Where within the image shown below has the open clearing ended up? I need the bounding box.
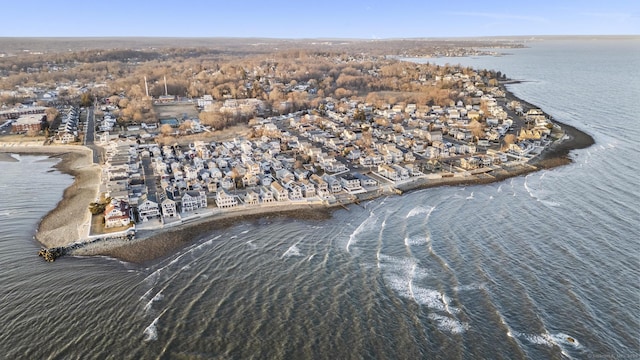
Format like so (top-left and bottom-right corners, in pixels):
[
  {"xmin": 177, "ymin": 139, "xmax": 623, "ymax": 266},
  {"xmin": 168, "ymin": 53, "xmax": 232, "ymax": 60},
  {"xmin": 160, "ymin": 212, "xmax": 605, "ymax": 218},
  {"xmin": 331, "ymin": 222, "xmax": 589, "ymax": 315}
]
[{"xmin": 154, "ymin": 103, "xmax": 199, "ymax": 120}]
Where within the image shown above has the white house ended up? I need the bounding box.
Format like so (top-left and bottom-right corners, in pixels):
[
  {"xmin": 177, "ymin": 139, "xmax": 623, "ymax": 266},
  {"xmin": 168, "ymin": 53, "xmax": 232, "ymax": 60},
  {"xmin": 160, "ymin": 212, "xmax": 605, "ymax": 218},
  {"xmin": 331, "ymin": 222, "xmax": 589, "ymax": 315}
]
[
  {"xmin": 137, "ymin": 194, "xmax": 160, "ymax": 220},
  {"xmin": 216, "ymin": 189, "xmax": 238, "ymax": 208},
  {"xmin": 104, "ymin": 199, "xmax": 131, "ymax": 228},
  {"xmin": 271, "ymin": 182, "xmax": 289, "ymax": 201},
  {"xmin": 162, "ymin": 198, "xmax": 177, "ymax": 218},
  {"xmin": 181, "ymin": 190, "xmax": 207, "ymax": 213}
]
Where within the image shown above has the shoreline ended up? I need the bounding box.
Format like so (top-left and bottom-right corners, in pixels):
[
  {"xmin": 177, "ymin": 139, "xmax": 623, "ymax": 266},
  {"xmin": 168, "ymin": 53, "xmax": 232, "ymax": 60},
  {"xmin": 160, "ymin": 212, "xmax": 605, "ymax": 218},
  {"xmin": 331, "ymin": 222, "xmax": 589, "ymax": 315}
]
[
  {"xmin": 0, "ymin": 144, "xmax": 101, "ymax": 249},
  {"xmin": 3, "ymin": 94, "xmax": 595, "ymax": 265}
]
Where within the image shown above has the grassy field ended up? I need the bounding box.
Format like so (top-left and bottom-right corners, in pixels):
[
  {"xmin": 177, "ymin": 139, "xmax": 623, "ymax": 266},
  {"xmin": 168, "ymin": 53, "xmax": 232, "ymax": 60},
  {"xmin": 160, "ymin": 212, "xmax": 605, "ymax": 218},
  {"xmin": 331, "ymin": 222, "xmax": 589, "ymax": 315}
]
[{"xmin": 153, "ymin": 103, "xmax": 199, "ymax": 120}]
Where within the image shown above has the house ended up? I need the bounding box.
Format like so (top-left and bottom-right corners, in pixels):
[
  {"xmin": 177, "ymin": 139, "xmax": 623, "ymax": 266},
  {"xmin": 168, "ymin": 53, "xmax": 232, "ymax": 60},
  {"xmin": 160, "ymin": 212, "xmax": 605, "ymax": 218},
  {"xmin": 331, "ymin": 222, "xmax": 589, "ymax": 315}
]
[
  {"xmin": 260, "ymin": 186, "xmax": 275, "ymax": 202},
  {"xmin": 197, "ymin": 94, "xmax": 214, "ymax": 108},
  {"xmin": 216, "ymin": 189, "xmax": 238, "ymax": 208},
  {"xmin": 137, "ymin": 194, "xmax": 160, "ymax": 220},
  {"xmin": 161, "ymin": 197, "xmax": 177, "ymax": 218},
  {"xmin": 288, "ymin": 184, "xmax": 303, "ymax": 201},
  {"xmin": 340, "ymin": 174, "xmax": 363, "ymax": 193},
  {"xmin": 244, "ymin": 190, "xmax": 260, "ymax": 205},
  {"xmin": 54, "ymin": 131, "xmax": 77, "ymax": 144},
  {"xmin": 310, "ymin": 174, "xmax": 329, "ymax": 195},
  {"xmin": 104, "ymin": 199, "xmax": 132, "ymax": 228},
  {"xmin": 378, "ymin": 164, "xmax": 401, "ymax": 182},
  {"xmin": 181, "ymin": 190, "xmax": 207, "ymax": 213},
  {"xmin": 299, "ymin": 180, "xmax": 316, "ymax": 198},
  {"xmin": 271, "ymin": 182, "xmax": 289, "ymax": 201},
  {"xmin": 426, "ymin": 131, "xmax": 443, "ymax": 143},
  {"xmin": 323, "ymin": 175, "xmax": 343, "ymax": 193},
  {"xmin": 460, "ymin": 157, "xmax": 480, "ymax": 170}
]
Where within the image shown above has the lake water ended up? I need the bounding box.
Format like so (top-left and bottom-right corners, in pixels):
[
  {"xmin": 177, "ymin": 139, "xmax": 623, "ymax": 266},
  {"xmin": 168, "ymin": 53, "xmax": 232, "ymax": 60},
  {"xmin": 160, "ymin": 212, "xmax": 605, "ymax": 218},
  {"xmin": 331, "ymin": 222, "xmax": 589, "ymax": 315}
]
[{"xmin": 1, "ymin": 39, "xmax": 638, "ymax": 359}]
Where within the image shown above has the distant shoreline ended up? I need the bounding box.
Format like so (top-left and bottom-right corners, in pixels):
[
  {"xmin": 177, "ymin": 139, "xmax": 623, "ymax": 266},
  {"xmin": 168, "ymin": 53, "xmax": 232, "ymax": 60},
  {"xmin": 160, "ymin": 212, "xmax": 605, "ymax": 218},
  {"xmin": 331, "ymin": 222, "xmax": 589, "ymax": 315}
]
[{"xmin": 2, "ymin": 88, "xmax": 594, "ymax": 264}]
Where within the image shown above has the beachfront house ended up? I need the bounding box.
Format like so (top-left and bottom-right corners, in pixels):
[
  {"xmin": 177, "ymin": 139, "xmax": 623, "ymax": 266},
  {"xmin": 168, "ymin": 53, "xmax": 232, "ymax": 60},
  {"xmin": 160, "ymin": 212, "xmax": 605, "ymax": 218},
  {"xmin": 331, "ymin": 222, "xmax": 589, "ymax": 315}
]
[
  {"xmin": 340, "ymin": 174, "xmax": 363, "ymax": 193},
  {"xmin": 244, "ymin": 190, "xmax": 260, "ymax": 205},
  {"xmin": 271, "ymin": 182, "xmax": 289, "ymax": 201},
  {"xmin": 260, "ymin": 186, "xmax": 275, "ymax": 202},
  {"xmin": 137, "ymin": 194, "xmax": 160, "ymax": 221},
  {"xmin": 161, "ymin": 198, "xmax": 177, "ymax": 218},
  {"xmin": 181, "ymin": 190, "xmax": 207, "ymax": 213},
  {"xmin": 104, "ymin": 199, "xmax": 132, "ymax": 228},
  {"xmin": 216, "ymin": 189, "xmax": 238, "ymax": 208}
]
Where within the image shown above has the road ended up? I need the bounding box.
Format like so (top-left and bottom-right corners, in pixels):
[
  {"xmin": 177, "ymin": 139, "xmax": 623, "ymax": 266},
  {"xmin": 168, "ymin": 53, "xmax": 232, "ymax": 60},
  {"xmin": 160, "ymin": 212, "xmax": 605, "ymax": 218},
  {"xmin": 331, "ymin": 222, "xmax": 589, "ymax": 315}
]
[
  {"xmin": 83, "ymin": 106, "xmax": 103, "ymax": 164},
  {"xmin": 140, "ymin": 155, "xmax": 160, "ymax": 201}
]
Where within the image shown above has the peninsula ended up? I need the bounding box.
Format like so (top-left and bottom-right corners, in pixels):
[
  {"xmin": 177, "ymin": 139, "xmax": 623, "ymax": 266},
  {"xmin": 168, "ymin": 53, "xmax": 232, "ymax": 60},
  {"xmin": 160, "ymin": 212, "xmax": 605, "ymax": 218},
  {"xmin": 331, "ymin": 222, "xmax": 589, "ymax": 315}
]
[{"xmin": 0, "ymin": 38, "xmax": 593, "ymax": 263}]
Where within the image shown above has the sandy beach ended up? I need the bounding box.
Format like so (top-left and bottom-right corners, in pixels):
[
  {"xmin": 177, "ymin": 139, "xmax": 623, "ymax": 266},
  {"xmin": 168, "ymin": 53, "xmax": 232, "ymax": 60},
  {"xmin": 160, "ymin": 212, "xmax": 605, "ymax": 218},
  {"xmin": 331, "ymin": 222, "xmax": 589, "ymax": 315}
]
[
  {"xmin": 71, "ymin": 203, "xmax": 334, "ymax": 263},
  {"xmin": 0, "ymin": 152, "xmax": 19, "ymax": 162},
  {"xmin": 0, "ymin": 144, "xmax": 101, "ymax": 248}
]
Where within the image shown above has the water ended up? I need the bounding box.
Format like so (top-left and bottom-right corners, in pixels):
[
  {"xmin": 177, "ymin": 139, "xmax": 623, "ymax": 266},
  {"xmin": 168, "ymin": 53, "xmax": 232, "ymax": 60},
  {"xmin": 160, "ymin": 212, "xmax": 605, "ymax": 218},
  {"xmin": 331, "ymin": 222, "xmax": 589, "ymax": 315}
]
[{"xmin": 1, "ymin": 39, "xmax": 639, "ymax": 358}]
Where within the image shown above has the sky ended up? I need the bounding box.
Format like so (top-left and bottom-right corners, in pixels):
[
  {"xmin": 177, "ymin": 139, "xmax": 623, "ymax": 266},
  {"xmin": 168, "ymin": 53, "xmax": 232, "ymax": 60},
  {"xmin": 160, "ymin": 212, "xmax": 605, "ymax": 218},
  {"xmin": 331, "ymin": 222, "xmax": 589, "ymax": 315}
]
[{"xmin": 1, "ymin": 0, "xmax": 638, "ymax": 38}]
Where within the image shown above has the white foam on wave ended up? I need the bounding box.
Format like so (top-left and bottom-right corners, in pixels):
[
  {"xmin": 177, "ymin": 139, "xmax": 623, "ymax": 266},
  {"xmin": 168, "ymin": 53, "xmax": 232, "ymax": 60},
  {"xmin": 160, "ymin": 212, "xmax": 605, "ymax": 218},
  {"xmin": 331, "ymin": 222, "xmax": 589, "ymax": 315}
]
[
  {"xmin": 139, "ymin": 287, "xmax": 155, "ymax": 301},
  {"xmin": 454, "ymin": 283, "xmax": 485, "ymax": 292},
  {"xmin": 406, "ymin": 206, "xmax": 429, "ymax": 218},
  {"xmin": 246, "ymin": 241, "xmax": 258, "ymax": 250},
  {"xmin": 428, "ymin": 313, "xmax": 469, "ymax": 334},
  {"xmin": 497, "ymin": 184, "xmax": 502, "ymax": 193},
  {"xmin": 541, "ymin": 200, "xmax": 561, "ymax": 207},
  {"xmin": 282, "ymin": 244, "xmax": 303, "ymax": 258},
  {"xmin": 241, "ymin": 229, "xmax": 250, "ymax": 234},
  {"xmin": 379, "ymin": 255, "xmax": 459, "ymax": 314},
  {"xmin": 524, "ymin": 175, "xmax": 535, "ymax": 199},
  {"xmin": 412, "ymin": 287, "xmax": 459, "ymax": 314},
  {"xmin": 143, "ymin": 291, "xmax": 164, "ymax": 313},
  {"xmin": 143, "ymin": 317, "xmax": 160, "ymax": 342},
  {"xmin": 406, "ymin": 236, "xmax": 428, "ymax": 246},
  {"xmin": 550, "ymin": 332, "xmax": 581, "ymax": 348},
  {"xmin": 512, "ymin": 330, "xmax": 581, "ymax": 350},
  {"xmin": 406, "ymin": 206, "xmax": 436, "ymax": 222},
  {"xmin": 346, "ymin": 211, "xmax": 379, "ymax": 253}
]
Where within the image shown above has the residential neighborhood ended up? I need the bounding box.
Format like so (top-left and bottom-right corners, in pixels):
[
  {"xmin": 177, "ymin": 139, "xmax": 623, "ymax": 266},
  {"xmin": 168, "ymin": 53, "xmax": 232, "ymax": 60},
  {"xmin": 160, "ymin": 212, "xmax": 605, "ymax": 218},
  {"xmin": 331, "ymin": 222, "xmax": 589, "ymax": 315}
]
[
  {"xmin": 88, "ymin": 77, "xmax": 559, "ymax": 238},
  {"xmin": 0, "ymin": 49, "xmax": 563, "ymax": 240}
]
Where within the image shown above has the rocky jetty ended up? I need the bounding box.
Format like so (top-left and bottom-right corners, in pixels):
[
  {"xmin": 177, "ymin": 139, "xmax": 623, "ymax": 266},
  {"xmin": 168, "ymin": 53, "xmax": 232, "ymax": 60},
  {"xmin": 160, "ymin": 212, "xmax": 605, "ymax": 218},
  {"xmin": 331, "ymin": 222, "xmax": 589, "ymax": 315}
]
[{"xmin": 38, "ymin": 247, "xmax": 66, "ymax": 262}]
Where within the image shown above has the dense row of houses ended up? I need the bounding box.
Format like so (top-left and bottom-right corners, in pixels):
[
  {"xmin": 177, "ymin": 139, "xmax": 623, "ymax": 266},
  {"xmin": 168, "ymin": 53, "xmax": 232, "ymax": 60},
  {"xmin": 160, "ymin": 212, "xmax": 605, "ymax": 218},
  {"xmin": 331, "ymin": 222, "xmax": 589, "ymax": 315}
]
[
  {"xmin": 53, "ymin": 107, "xmax": 79, "ymax": 143},
  {"xmin": 99, "ymin": 139, "xmax": 211, "ymax": 227}
]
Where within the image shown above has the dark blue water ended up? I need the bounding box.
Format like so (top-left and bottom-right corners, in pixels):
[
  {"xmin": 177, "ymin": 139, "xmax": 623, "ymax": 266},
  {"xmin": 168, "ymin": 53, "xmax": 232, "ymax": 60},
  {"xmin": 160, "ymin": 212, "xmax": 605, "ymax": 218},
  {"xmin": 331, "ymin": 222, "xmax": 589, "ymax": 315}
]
[{"xmin": 1, "ymin": 39, "xmax": 638, "ymax": 359}]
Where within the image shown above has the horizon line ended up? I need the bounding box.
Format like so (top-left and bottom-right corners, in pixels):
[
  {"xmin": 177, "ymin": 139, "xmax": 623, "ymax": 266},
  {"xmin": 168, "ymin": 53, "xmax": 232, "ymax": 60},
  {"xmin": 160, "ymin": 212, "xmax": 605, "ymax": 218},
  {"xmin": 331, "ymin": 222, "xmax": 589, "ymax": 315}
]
[{"xmin": 1, "ymin": 34, "xmax": 638, "ymax": 41}]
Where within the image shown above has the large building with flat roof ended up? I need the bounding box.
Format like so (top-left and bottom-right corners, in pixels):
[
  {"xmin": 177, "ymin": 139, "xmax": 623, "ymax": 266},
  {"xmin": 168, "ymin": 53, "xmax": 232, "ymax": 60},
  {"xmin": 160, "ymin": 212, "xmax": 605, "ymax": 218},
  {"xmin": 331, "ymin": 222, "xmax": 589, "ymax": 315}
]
[{"xmin": 11, "ymin": 114, "xmax": 45, "ymax": 133}]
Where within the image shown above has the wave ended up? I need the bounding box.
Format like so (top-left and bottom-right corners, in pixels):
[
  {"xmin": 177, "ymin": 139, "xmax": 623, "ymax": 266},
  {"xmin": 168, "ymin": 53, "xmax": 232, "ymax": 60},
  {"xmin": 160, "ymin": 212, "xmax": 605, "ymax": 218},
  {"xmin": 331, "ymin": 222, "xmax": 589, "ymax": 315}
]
[
  {"xmin": 346, "ymin": 211, "xmax": 379, "ymax": 253},
  {"xmin": 143, "ymin": 234, "xmax": 223, "ymax": 283},
  {"xmin": 405, "ymin": 235, "xmax": 429, "ymax": 247},
  {"xmin": 143, "ymin": 291, "xmax": 164, "ymax": 313},
  {"xmin": 282, "ymin": 244, "xmax": 303, "ymax": 258},
  {"xmin": 428, "ymin": 313, "xmax": 469, "ymax": 334},
  {"xmin": 454, "ymin": 283, "xmax": 485, "ymax": 292},
  {"xmin": 143, "ymin": 317, "xmax": 160, "ymax": 342}
]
